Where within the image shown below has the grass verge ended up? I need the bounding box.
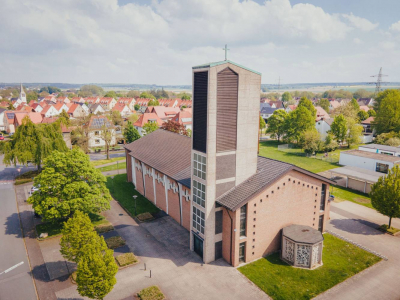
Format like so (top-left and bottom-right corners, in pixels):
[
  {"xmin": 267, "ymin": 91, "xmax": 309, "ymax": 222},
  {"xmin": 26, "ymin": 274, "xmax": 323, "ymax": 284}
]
[
  {"xmin": 14, "ymin": 170, "xmax": 41, "ymax": 185},
  {"xmin": 259, "ymin": 140, "xmax": 340, "ymax": 173},
  {"xmin": 106, "ymin": 174, "xmax": 159, "ymax": 216},
  {"xmin": 239, "ymin": 234, "xmax": 381, "ymax": 300},
  {"xmin": 138, "ymin": 286, "xmax": 165, "ymax": 300},
  {"xmin": 115, "ymin": 252, "xmax": 138, "ymax": 267},
  {"xmin": 95, "ymin": 224, "xmax": 115, "ymax": 234},
  {"xmin": 331, "ymin": 185, "xmax": 372, "ymax": 209},
  {"xmin": 36, "ymin": 213, "xmax": 110, "ymax": 240},
  {"xmin": 378, "ymin": 224, "xmax": 400, "ymax": 235},
  {"xmin": 98, "ymin": 161, "xmax": 126, "ymax": 172},
  {"xmin": 105, "ymin": 236, "xmax": 126, "ymax": 249}
]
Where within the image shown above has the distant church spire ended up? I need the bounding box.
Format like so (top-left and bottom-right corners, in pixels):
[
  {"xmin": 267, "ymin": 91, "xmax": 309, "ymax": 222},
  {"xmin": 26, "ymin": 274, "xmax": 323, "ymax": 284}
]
[{"xmin": 19, "ymin": 82, "xmax": 26, "ymax": 103}]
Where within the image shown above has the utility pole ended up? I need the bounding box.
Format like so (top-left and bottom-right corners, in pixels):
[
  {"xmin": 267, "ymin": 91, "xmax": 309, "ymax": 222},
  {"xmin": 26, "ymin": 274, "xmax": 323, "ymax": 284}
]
[{"xmin": 370, "ymin": 67, "xmax": 388, "ymax": 96}]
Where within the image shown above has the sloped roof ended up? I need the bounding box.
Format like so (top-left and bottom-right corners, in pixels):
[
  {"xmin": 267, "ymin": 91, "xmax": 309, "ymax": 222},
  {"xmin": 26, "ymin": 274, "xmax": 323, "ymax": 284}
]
[
  {"xmin": 88, "ymin": 115, "xmax": 113, "ymax": 129},
  {"xmin": 134, "ymin": 113, "xmax": 163, "ymax": 127},
  {"xmin": 112, "ymin": 103, "xmax": 130, "ymax": 113},
  {"xmin": 315, "ymin": 106, "xmax": 329, "ymax": 118},
  {"xmin": 172, "ymin": 110, "xmax": 192, "ymax": 125},
  {"xmin": 14, "ymin": 112, "xmax": 43, "ymax": 124},
  {"xmin": 146, "ymin": 106, "xmax": 181, "ymax": 119},
  {"xmin": 361, "ymin": 116, "xmax": 374, "ymax": 125},
  {"xmin": 192, "ymin": 60, "xmax": 261, "ymax": 75},
  {"xmin": 216, "ymin": 157, "xmax": 334, "ymax": 211},
  {"xmin": 125, "ymin": 129, "xmax": 191, "ymax": 187},
  {"xmin": 359, "ymin": 105, "xmax": 370, "ymax": 112},
  {"xmin": 67, "ymin": 103, "xmax": 79, "ymax": 114},
  {"xmin": 260, "ymin": 107, "xmax": 277, "ymax": 115}
]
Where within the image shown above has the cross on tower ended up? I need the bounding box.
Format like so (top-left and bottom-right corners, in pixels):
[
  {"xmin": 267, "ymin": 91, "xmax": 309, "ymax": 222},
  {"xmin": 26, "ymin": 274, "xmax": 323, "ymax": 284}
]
[{"xmin": 222, "ymin": 44, "xmax": 230, "ymax": 61}]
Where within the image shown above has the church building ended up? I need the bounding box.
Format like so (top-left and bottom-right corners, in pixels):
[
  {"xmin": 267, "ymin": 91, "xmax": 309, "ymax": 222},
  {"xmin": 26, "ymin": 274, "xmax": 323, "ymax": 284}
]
[
  {"xmin": 15, "ymin": 83, "xmax": 27, "ymax": 107},
  {"xmin": 125, "ymin": 60, "xmax": 333, "ymax": 267}
]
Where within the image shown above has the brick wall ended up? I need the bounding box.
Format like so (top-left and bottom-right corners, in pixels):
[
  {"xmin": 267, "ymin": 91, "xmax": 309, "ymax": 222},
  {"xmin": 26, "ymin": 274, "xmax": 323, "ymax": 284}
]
[
  {"xmin": 144, "ymin": 167, "xmax": 155, "ymax": 203},
  {"xmin": 168, "ymin": 185, "xmax": 180, "ymax": 225},
  {"xmin": 225, "ymin": 170, "xmax": 330, "ymax": 267},
  {"xmin": 155, "ymin": 173, "xmax": 167, "ymax": 212},
  {"xmin": 135, "ymin": 164, "xmax": 144, "ymax": 195},
  {"xmin": 181, "ymin": 186, "xmax": 191, "ymax": 231},
  {"xmin": 222, "ymin": 209, "xmax": 236, "ymax": 264}
]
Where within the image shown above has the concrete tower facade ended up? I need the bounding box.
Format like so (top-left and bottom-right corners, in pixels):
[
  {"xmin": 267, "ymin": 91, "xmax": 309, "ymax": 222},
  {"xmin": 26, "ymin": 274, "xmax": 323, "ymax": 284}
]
[{"xmin": 190, "ymin": 60, "xmax": 261, "ymax": 263}]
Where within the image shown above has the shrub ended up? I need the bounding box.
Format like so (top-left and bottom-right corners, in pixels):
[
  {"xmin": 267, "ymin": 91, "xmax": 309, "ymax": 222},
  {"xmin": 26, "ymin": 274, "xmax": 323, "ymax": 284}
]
[
  {"xmin": 95, "ymin": 224, "xmax": 115, "ymax": 234},
  {"xmin": 105, "ymin": 236, "xmax": 126, "ymax": 249},
  {"xmin": 115, "ymin": 252, "xmax": 138, "ymax": 267},
  {"xmin": 15, "ymin": 178, "xmax": 33, "ymax": 185},
  {"xmin": 138, "ymin": 286, "xmax": 165, "ymax": 300}
]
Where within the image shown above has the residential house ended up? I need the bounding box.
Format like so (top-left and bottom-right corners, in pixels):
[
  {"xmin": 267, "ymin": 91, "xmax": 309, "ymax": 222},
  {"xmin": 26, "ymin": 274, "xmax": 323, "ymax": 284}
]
[
  {"xmin": 56, "ymin": 96, "xmax": 70, "ymax": 104},
  {"xmin": 178, "ymin": 99, "xmax": 193, "ymax": 108},
  {"xmin": 133, "ymin": 113, "xmax": 163, "ymax": 136},
  {"xmin": 315, "ymin": 106, "xmax": 330, "ymax": 121},
  {"xmin": 359, "ymin": 105, "xmax": 370, "ymax": 112},
  {"xmin": 145, "ymin": 106, "xmax": 181, "ymax": 122},
  {"xmin": 339, "ymin": 150, "xmax": 400, "ymax": 174},
  {"xmin": 68, "ymin": 103, "xmax": 87, "ymax": 118},
  {"xmin": 172, "ymin": 110, "xmax": 192, "ymax": 130},
  {"xmin": 337, "ymin": 98, "xmax": 351, "ymax": 106},
  {"xmin": 85, "ymin": 97, "xmax": 100, "ymax": 105},
  {"xmin": 285, "ymin": 105, "xmax": 297, "ymax": 113},
  {"xmin": 328, "ymin": 100, "xmax": 340, "ymax": 111},
  {"xmin": 43, "ymin": 95, "xmax": 57, "ymax": 103},
  {"xmin": 14, "ymin": 112, "xmax": 43, "ymax": 128},
  {"xmin": 99, "ymin": 97, "xmax": 117, "ymax": 110},
  {"xmin": 260, "ymin": 106, "xmax": 278, "ymax": 121},
  {"xmin": 89, "ymin": 103, "xmax": 106, "ymax": 115},
  {"xmin": 125, "ymin": 60, "xmax": 333, "ymax": 266},
  {"xmin": 159, "ymin": 99, "xmax": 178, "ymax": 108},
  {"xmin": 112, "ymin": 103, "xmax": 132, "ymax": 118},
  {"xmin": 361, "ymin": 117, "xmax": 374, "ymax": 134},
  {"xmin": 71, "ymin": 97, "xmax": 85, "ymax": 103},
  {"xmin": 87, "ymin": 115, "xmax": 116, "ymax": 148},
  {"xmin": 117, "ymin": 97, "xmax": 136, "ymax": 112},
  {"xmin": 31, "ymin": 103, "xmax": 44, "ymax": 113},
  {"xmin": 0, "ymin": 108, "xmax": 6, "ymax": 131},
  {"xmin": 357, "ymin": 98, "xmax": 374, "ymax": 107},
  {"xmin": 53, "ymin": 101, "xmax": 70, "ymax": 114},
  {"xmin": 0, "ymin": 101, "xmax": 9, "ymax": 108},
  {"xmin": 4, "ymin": 111, "xmax": 16, "ymax": 133},
  {"xmin": 315, "ymin": 118, "xmax": 334, "ymax": 139},
  {"xmin": 40, "ymin": 105, "xmax": 59, "ymax": 118},
  {"xmin": 269, "ymin": 100, "xmax": 284, "ymax": 109},
  {"xmin": 136, "ymin": 98, "xmax": 152, "ymax": 112}
]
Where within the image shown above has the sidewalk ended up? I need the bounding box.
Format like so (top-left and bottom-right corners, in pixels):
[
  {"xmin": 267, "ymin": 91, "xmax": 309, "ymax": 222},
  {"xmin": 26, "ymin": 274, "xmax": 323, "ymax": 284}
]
[
  {"xmin": 95, "ymin": 160, "xmax": 125, "ymax": 169},
  {"xmin": 102, "ymin": 169, "xmax": 127, "ymax": 177},
  {"xmin": 316, "ymin": 202, "xmax": 400, "ymax": 300}
]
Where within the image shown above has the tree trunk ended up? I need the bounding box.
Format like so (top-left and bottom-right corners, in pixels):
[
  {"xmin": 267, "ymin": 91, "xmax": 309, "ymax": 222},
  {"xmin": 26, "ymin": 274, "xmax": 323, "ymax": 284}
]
[
  {"xmin": 106, "ymin": 145, "xmax": 109, "ymax": 160},
  {"xmin": 389, "ymin": 216, "xmax": 392, "ymax": 229}
]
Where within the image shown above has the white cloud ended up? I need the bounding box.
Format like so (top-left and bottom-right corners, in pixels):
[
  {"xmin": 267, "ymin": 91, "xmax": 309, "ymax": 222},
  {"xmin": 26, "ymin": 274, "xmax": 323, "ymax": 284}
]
[
  {"xmin": 353, "ymin": 38, "xmax": 363, "ymax": 44},
  {"xmin": 0, "ymin": 0, "xmax": 398, "ymax": 84},
  {"xmin": 390, "ymin": 20, "xmax": 400, "ymax": 32},
  {"xmin": 342, "ymin": 13, "xmax": 378, "ymax": 31}
]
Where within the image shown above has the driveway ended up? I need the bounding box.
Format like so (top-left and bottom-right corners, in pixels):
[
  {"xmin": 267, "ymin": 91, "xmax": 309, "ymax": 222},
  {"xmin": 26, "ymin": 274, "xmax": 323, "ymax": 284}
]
[
  {"xmin": 315, "ymin": 201, "xmax": 400, "ymax": 300},
  {"xmin": 55, "ymin": 200, "xmax": 269, "ymax": 300}
]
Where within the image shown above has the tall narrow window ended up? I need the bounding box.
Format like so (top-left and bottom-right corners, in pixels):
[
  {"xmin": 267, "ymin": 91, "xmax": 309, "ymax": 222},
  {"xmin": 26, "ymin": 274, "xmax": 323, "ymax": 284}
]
[
  {"xmin": 318, "ymin": 215, "xmax": 324, "ymax": 232},
  {"xmin": 193, "ymin": 206, "xmax": 205, "ymax": 234},
  {"xmin": 193, "ymin": 153, "xmax": 206, "ymax": 180},
  {"xmin": 240, "ymin": 204, "xmax": 247, "ymax": 237},
  {"xmin": 320, "ymin": 184, "xmax": 326, "ymax": 211},
  {"xmin": 239, "ymin": 242, "xmax": 246, "ymax": 263}
]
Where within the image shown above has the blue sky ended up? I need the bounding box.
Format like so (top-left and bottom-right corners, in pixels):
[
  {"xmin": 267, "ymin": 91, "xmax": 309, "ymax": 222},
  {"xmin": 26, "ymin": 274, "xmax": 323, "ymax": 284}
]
[{"xmin": 1, "ymin": 0, "xmax": 399, "ymax": 85}]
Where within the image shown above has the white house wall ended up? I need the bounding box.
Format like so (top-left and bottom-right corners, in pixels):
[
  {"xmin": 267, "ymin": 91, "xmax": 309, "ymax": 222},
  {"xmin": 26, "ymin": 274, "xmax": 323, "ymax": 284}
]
[{"xmin": 339, "ymin": 153, "xmax": 394, "ymax": 172}]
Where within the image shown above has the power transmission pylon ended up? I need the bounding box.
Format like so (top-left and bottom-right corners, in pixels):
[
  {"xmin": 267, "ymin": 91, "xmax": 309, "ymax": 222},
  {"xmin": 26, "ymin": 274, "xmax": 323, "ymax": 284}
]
[{"xmin": 370, "ymin": 67, "xmax": 388, "ymax": 95}]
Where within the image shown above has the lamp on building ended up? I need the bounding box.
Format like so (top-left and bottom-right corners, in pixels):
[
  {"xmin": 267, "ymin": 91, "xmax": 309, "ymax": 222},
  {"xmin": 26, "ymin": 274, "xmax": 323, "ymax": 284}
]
[{"xmin": 133, "ymin": 195, "xmax": 138, "ymax": 216}]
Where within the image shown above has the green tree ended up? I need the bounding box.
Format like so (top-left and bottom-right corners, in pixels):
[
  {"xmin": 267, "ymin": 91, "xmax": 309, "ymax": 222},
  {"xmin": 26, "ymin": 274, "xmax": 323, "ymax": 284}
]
[
  {"xmin": 142, "ymin": 122, "xmax": 158, "ymax": 136},
  {"xmin": 259, "ymin": 116, "xmax": 266, "ymax": 139},
  {"xmin": 329, "ymin": 114, "xmax": 347, "ymax": 145},
  {"xmin": 3, "ymin": 117, "xmax": 67, "ymax": 169},
  {"xmin": 353, "ymin": 89, "xmax": 373, "ymax": 99},
  {"xmin": 332, "ymin": 102, "xmax": 358, "ymax": 120},
  {"xmin": 123, "ymin": 121, "xmax": 140, "ymax": 143},
  {"xmin": 285, "ymin": 106, "xmax": 315, "ymax": 143},
  {"xmin": 350, "ymin": 98, "xmax": 359, "ymax": 111},
  {"xmin": 266, "ymin": 109, "xmax": 287, "ymax": 141},
  {"xmin": 368, "ymin": 109, "xmax": 376, "ymax": 117},
  {"xmin": 27, "ymin": 91, "xmax": 38, "ymax": 101},
  {"xmin": 104, "ymin": 91, "xmax": 116, "ymax": 98},
  {"xmin": 139, "ymin": 91, "xmax": 156, "ymax": 100},
  {"xmin": 59, "ymin": 110, "xmax": 70, "ymax": 126},
  {"xmin": 71, "ymin": 115, "xmax": 92, "ymax": 153},
  {"xmin": 386, "ymin": 137, "xmax": 400, "ymax": 146},
  {"xmin": 281, "ymin": 92, "xmax": 292, "ymax": 102},
  {"xmin": 79, "ymin": 85, "xmax": 104, "ymax": 97},
  {"xmin": 100, "ymin": 124, "xmax": 114, "ymax": 160},
  {"xmin": 178, "ymin": 92, "xmax": 191, "ymax": 100},
  {"xmin": 27, "ymin": 148, "xmax": 111, "ymax": 222},
  {"xmin": 298, "ymin": 97, "xmax": 316, "ymax": 118},
  {"xmin": 324, "ymin": 134, "xmax": 338, "ymax": 152},
  {"xmin": 148, "ymin": 99, "xmax": 160, "ymax": 106},
  {"xmin": 76, "ymin": 234, "xmax": 118, "ymax": 300},
  {"xmin": 317, "ymin": 98, "xmax": 330, "ymax": 113},
  {"xmin": 60, "ymin": 211, "xmax": 97, "ymax": 263},
  {"xmin": 375, "ymin": 132, "xmax": 400, "ymax": 145},
  {"xmin": 300, "ymin": 129, "xmax": 321, "ymax": 154},
  {"xmin": 370, "ymin": 165, "xmax": 400, "ymax": 228},
  {"xmin": 373, "ymin": 89, "xmax": 400, "ymax": 134},
  {"xmin": 8, "ymin": 103, "xmax": 14, "ymax": 110},
  {"xmin": 134, "ymin": 104, "xmax": 140, "ymax": 111},
  {"xmin": 357, "ymin": 110, "xmax": 369, "ymax": 121},
  {"xmin": 128, "ymin": 113, "xmax": 139, "ymax": 124},
  {"xmin": 345, "ymin": 119, "xmax": 363, "ymax": 148},
  {"xmin": 109, "ymin": 111, "xmax": 123, "ymax": 126},
  {"xmin": 127, "ymin": 90, "xmax": 140, "ymax": 98}
]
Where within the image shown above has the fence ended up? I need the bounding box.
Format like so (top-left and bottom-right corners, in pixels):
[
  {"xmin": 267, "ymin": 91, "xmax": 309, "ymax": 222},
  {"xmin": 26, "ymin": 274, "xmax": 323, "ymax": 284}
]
[{"xmin": 277, "ymin": 144, "xmax": 339, "ymax": 164}]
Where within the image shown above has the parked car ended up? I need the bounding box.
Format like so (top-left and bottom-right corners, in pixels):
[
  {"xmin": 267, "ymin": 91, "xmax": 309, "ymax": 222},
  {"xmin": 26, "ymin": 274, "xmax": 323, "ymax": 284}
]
[
  {"xmin": 0, "ymin": 136, "xmax": 4, "ymax": 140},
  {"xmin": 30, "ymin": 185, "xmax": 40, "ymax": 194}
]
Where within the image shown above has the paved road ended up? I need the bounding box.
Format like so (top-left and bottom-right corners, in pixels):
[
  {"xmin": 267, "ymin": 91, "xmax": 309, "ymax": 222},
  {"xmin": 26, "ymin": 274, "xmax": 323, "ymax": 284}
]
[
  {"xmin": 316, "ymin": 201, "xmax": 400, "ymax": 300},
  {"xmin": 89, "ymin": 152, "xmax": 125, "ymax": 161},
  {"xmin": 0, "ymin": 182, "xmax": 37, "ymax": 300}
]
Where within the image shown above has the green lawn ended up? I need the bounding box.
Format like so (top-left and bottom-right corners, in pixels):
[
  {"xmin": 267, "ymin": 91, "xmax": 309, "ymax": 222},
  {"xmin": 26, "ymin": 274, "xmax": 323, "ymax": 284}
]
[
  {"xmin": 98, "ymin": 161, "xmax": 126, "ymax": 172},
  {"xmin": 106, "ymin": 174, "xmax": 159, "ymax": 216},
  {"xmin": 36, "ymin": 213, "xmax": 110, "ymax": 239},
  {"xmin": 259, "ymin": 141, "xmax": 340, "ymax": 173},
  {"xmin": 239, "ymin": 234, "xmax": 381, "ymax": 300},
  {"xmin": 331, "ymin": 185, "xmax": 373, "ymax": 209},
  {"xmin": 91, "ymin": 157, "xmax": 125, "ymax": 166}
]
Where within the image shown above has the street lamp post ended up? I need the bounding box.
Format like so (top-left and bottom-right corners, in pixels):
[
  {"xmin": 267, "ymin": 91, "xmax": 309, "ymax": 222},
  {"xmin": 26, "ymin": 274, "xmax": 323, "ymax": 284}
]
[
  {"xmin": 133, "ymin": 195, "xmax": 138, "ymax": 216},
  {"xmin": 111, "ymin": 176, "xmax": 114, "ymax": 194}
]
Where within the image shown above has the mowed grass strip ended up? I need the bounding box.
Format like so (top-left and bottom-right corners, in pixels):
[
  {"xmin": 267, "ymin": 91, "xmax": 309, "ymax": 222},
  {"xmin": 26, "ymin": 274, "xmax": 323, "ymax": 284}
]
[
  {"xmin": 91, "ymin": 157, "xmax": 125, "ymax": 166},
  {"xmin": 239, "ymin": 234, "xmax": 381, "ymax": 300},
  {"xmin": 332, "ymin": 185, "xmax": 373, "ymax": 209},
  {"xmin": 98, "ymin": 161, "xmax": 126, "ymax": 172},
  {"xmin": 259, "ymin": 140, "xmax": 339, "ymax": 173},
  {"xmin": 106, "ymin": 174, "xmax": 159, "ymax": 216}
]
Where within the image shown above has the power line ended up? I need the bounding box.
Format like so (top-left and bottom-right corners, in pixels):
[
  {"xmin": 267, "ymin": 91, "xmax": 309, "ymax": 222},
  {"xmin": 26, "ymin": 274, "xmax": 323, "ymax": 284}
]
[{"xmin": 370, "ymin": 67, "xmax": 388, "ymax": 95}]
